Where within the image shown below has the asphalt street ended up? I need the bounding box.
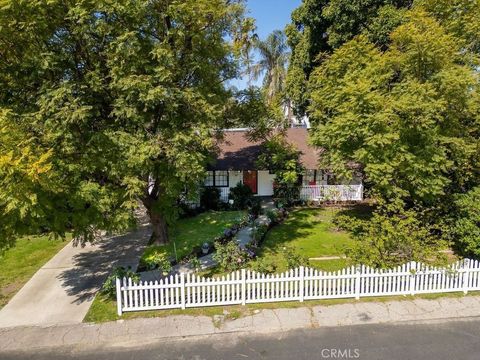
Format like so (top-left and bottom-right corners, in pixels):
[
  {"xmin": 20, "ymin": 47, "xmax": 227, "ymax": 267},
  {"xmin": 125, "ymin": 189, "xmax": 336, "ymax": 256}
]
[{"xmin": 2, "ymin": 318, "xmax": 480, "ymax": 360}]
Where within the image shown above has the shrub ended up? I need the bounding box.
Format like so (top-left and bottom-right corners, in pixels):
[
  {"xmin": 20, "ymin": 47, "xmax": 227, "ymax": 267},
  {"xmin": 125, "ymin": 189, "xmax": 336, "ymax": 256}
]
[
  {"xmin": 247, "ymin": 197, "xmax": 262, "ymax": 217},
  {"xmin": 283, "ymin": 247, "xmax": 309, "ymax": 269},
  {"xmin": 266, "ymin": 209, "xmax": 280, "ymax": 223},
  {"xmin": 213, "ymin": 241, "xmax": 249, "ymax": 272},
  {"xmin": 252, "ymin": 224, "xmax": 268, "ymax": 245},
  {"xmin": 187, "ymin": 256, "xmax": 202, "ymax": 272},
  {"xmin": 346, "ymin": 209, "xmax": 447, "ymax": 268},
  {"xmin": 100, "ymin": 266, "xmax": 139, "ymax": 299},
  {"xmin": 140, "ymin": 246, "xmax": 172, "ymax": 274},
  {"xmin": 229, "ymin": 182, "xmax": 253, "ymax": 210},
  {"xmin": 451, "ymin": 187, "xmax": 480, "ymax": 258},
  {"xmin": 200, "ymin": 187, "xmax": 221, "ymax": 210},
  {"xmin": 251, "ymin": 258, "xmax": 277, "ymax": 274}
]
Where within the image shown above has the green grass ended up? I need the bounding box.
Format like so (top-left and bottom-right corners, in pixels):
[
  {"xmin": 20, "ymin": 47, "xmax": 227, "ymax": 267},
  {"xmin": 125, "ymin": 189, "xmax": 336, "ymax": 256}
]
[
  {"xmin": 251, "ymin": 207, "xmax": 359, "ymax": 272},
  {"xmin": 0, "ymin": 234, "xmax": 70, "ymax": 309},
  {"xmin": 84, "ymin": 289, "xmax": 480, "ymax": 324},
  {"xmin": 141, "ymin": 210, "xmax": 246, "ymax": 264}
]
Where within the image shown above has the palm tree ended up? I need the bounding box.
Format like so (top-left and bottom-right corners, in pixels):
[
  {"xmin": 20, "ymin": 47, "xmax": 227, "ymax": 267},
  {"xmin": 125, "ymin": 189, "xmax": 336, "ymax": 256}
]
[{"xmin": 249, "ymin": 30, "xmax": 289, "ymax": 103}]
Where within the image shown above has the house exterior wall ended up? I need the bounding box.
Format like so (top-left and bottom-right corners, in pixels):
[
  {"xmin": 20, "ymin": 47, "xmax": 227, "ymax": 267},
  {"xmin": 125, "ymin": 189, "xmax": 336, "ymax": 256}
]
[
  {"xmin": 228, "ymin": 171, "xmax": 243, "ymax": 189},
  {"xmin": 257, "ymin": 170, "xmax": 276, "ymax": 196},
  {"xmin": 204, "ymin": 169, "xmax": 363, "ymax": 201}
]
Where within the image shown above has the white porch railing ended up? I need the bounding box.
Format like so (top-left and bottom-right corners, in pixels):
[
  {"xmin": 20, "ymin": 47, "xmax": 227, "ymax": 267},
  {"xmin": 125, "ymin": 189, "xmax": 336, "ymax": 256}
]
[
  {"xmin": 116, "ymin": 259, "xmax": 480, "ymax": 315},
  {"xmin": 299, "ymin": 185, "xmax": 363, "ymax": 202}
]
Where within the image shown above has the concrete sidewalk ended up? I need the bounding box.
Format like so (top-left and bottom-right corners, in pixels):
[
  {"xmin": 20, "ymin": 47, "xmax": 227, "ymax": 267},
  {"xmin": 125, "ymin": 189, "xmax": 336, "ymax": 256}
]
[
  {"xmin": 1, "ymin": 294, "xmax": 480, "ymax": 352},
  {"xmin": 0, "ymin": 225, "xmax": 150, "ymax": 328}
]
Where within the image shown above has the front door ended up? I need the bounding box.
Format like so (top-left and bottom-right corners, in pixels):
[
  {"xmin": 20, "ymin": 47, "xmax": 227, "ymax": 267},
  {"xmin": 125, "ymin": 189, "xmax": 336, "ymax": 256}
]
[{"xmin": 243, "ymin": 170, "xmax": 258, "ymax": 194}]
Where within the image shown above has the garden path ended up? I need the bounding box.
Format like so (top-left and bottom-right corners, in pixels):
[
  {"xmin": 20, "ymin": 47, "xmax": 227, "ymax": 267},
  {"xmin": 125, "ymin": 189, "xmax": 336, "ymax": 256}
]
[{"xmin": 140, "ymin": 199, "xmax": 275, "ymax": 280}]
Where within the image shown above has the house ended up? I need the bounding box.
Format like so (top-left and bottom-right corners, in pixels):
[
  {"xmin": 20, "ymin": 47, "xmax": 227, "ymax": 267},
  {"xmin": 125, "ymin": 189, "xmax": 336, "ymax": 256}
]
[{"xmin": 205, "ymin": 128, "xmax": 363, "ymax": 202}]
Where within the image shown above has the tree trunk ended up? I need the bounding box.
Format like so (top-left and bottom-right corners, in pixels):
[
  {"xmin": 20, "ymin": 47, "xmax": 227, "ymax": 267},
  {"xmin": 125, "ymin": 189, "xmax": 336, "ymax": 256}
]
[
  {"xmin": 143, "ymin": 197, "xmax": 169, "ymax": 245},
  {"xmin": 148, "ymin": 209, "xmax": 169, "ymax": 245}
]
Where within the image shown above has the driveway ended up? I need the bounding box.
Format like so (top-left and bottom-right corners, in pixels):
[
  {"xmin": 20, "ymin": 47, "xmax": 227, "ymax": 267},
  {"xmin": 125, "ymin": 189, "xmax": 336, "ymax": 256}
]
[{"xmin": 0, "ymin": 225, "xmax": 150, "ymax": 328}]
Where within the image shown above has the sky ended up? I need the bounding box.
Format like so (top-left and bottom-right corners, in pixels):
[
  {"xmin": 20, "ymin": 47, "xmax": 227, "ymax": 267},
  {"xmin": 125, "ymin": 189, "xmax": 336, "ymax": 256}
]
[{"xmin": 229, "ymin": 0, "xmax": 302, "ymax": 90}]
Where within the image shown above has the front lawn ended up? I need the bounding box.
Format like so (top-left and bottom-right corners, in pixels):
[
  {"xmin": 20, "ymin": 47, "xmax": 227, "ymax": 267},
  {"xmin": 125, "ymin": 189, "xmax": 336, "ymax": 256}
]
[
  {"xmin": 0, "ymin": 235, "xmax": 69, "ymax": 309},
  {"xmin": 142, "ymin": 210, "xmax": 247, "ymax": 264},
  {"xmin": 251, "ymin": 207, "xmax": 371, "ymax": 272}
]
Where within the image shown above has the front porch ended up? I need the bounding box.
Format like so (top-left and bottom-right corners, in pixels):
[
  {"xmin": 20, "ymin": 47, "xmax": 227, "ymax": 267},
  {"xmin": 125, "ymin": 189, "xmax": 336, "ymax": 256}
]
[{"xmin": 205, "ymin": 170, "xmax": 363, "ymax": 203}]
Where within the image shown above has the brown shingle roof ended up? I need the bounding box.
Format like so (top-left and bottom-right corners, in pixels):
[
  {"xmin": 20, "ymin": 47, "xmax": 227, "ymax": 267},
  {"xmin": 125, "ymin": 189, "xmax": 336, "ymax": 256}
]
[{"xmin": 209, "ymin": 128, "xmax": 321, "ymax": 170}]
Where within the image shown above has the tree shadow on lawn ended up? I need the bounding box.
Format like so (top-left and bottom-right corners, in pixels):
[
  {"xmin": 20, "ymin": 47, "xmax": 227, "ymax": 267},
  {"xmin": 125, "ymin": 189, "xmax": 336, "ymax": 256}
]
[
  {"xmin": 258, "ymin": 209, "xmax": 319, "ymax": 253},
  {"xmin": 335, "ymin": 203, "xmax": 375, "ymax": 221},
  {"xmin": 258, "ymin": 204, "xmax": 375, "ymax": 259},
  {"xmin": 56, "ymin": 224, "xmax": 151, "ymax": 305}
]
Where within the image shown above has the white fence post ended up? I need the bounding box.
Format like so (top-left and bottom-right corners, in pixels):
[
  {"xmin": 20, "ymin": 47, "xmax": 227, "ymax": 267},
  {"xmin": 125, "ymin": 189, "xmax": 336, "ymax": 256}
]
[
  {"xmin": 463, "ymin": 259, "xmax": 471, "ymax": 295},
  {"xmin": 241, "ymin": 269, "xmax": 246, "ymax": 305},
  {"xmin": 115, "ymin": 259, "xmax": 477, "ymax": 314},
  {"xmin": 409, "ymin": 262, "xmax": 416, "ymax": 296},
  {"xmin": 355, "ymin": 266, "xmax": 361, "ymax": 300},
  {"xmin": 116, "ymin": 277, "xmax": 122, "ymax": 316},
  {"xmin": 299, "ymin": 266, "xmax": 305, "ymax": 302},
  {"xmin": 180, "ymin": 273, "xmax": 186, "ymax": 309}
]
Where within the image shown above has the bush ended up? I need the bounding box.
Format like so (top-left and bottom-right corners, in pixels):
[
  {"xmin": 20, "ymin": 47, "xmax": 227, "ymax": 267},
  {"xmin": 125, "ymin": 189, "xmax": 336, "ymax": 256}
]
[
  {"xmin": 229, "ymin": 182, "xmax": 253, "ymax": 210},
  {"xmin": 247, "ymin": 197, "xmax": 262, "ymax": 217},
  {"xmin": 252, "ymin": 224, "xmax": 268, "ymax": 245},
  {"xmin": 201, "ymin": 187, "xmax": 221, "ymax": 210},
  {"xmin": 187, "ymin": 255, "xmax": 202, "ymax": 272},
  {"xmin": 100, "ymin": 266, "xmax": 139, "ymax": 299},
  {"xmin": 213, "ymin": 241, "xmax": 250, "ymax": 272},
  {"xmin": 283, "ymin": 247, "xmax": 309, "ymax": 269},
  {"xmin": 346, "ymin": 209, "xmax": 447, "ymax": 268},
  {"xmin": 139, "ymin": 246, "xmax": 172, "ymax": 274},
  {"xmin": 273, "ymin": 182, "xmax": 301, "ymax": 207},
  {"xmin": 451, "ymin": 187, "xmax": 480, "ymax": 258},
  {"xmin": 266, "ymin": 209, "xmax": 280, "ymax": 223},
  {"xmin": 251, "ymin": 258, "xmax": 277, "ymax": 274}
]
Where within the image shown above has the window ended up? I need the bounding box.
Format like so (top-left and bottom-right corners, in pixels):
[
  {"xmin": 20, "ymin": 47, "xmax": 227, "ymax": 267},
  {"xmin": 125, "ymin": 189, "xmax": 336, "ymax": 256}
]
[
  {"xmin": 303, "ymin": 170, "xmax": 316, "ymax": 185},
  {"xmin": 204, "ymin": 171, "xmax": 214, "ymax": 186},
  {"xmin": 204, "ymin": 170, "xmax": 229, "ymax": 187},
  {"xmin": 214, "ymin": 171, "xmax": 229, "ymax": 187}
]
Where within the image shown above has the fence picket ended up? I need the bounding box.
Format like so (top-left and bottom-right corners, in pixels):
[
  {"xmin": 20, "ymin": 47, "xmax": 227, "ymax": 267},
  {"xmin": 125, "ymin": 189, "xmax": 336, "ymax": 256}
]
[{"xmin": 117, "ymin": 259, "xmax": 479, "ymax": 313}]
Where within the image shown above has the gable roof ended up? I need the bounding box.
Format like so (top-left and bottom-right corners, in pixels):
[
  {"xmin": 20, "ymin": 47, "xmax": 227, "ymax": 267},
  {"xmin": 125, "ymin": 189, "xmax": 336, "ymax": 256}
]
[{"xmin": 209, "ymin": 128, "xmax": 321, "ymax": 170}]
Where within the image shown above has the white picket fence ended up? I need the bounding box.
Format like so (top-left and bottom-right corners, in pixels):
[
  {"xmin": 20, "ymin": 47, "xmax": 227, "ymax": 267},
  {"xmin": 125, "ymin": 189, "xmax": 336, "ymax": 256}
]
[
  {"xmin": 115, "ymin": 259, "xmax": 480, "ymax": 315},
  {"xmin": 299, "ymin": 185, "xmax": 363, "ymax": 202}
]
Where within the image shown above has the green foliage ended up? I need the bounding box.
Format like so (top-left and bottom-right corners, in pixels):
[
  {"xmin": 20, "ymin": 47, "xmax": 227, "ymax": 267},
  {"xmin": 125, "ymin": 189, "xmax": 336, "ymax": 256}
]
[
  {"xmin": 346, "ymin": 209, "xmax": 447, "ymax": 268},
  {"xmin": 100, "ymin": 267, "xmax": 139, "ymax": 299},
  {"xmin": 451, "ymin": 187, "xmax": 480, "ymax": 258},
  {"xmin": 200, "ymin": 187, "xmax": 221, "ymax": 211},
  {"xmin": 223, "ymin": 87, "xmax": 270, "ymax": 129},
  {"xmin": 257, "ymin": 135, "xmax": 303, "ymax": 206},
  {"xmin": 308, "ymin": 10, "xmax": 480, "ymax": 208},
  {"xmin": 247, "ymin": 198, "xmax": 263, "ymax": 218},
  {"xmin": 229, "ymin": 183, "xmax": 254, "ymax": 210},
  {"xmin": 0, "ymin": 0, "xmax": 252, "ymax": 247},
  {"xmin": 250, "ymin": 258, "xmax": 277, "ymax": 274},
  {"xmin": 187, "ymin": 256, "xmax": 202, "ymax": 272},
  {"xmin": 139, "ymin": 246, "xmax": 172, "ymax": 274},
  {"xmin": 286, "ymin": 0, "xmax": 412, "ymax": 115},
  {"xmin": 252, "ymin": 224, "xmax": 269, "ymax": 245},
  {"xmin": 213, "ymin": 241, "xmax": 249, "ymax": 272},
  {"xmin": 283, "ymin": 247, "xmax": 309, "ymax": 269},
  {"xmin": 249, "ymin": 30, "xmax": 289, "ymax": 103},
  {"xmin": 266, "ymin": 209, "xmax": 281, "ymax": 223}
]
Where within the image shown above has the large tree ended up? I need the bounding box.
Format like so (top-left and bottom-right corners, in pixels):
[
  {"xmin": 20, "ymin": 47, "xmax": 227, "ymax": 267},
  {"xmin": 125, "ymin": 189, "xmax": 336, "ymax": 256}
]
[
  {"xmin": 249, "ymin": 30, "xmax": 289, "ymax": 103},
  {"xmin": 285, "ymin": 0, "xmax": 412, "ymax": 115},
  {"xmin": 308, "ymin": 8, "xmax": 480, "ymax": 207},
  {"xmin": 0, "ymin": 0, "xmax": 251, "ymax": 248}
]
